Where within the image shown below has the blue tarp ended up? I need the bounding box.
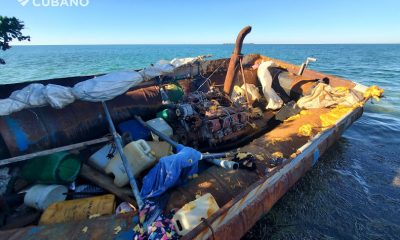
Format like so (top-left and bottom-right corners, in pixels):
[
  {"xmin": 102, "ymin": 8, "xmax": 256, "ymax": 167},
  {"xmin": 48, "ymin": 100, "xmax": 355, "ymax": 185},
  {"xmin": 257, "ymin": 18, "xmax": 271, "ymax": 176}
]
[{"xmin": 140, "ymin": 144, "xmax": 201, "ymax": 199}]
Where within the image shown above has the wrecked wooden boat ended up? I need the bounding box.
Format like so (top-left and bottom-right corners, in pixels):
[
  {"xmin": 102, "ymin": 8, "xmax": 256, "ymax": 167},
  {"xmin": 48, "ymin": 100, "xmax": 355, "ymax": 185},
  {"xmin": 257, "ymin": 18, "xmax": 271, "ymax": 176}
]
[{"xmin": 0, "ymin": 26, "xmax": 383, "ymax": 239}]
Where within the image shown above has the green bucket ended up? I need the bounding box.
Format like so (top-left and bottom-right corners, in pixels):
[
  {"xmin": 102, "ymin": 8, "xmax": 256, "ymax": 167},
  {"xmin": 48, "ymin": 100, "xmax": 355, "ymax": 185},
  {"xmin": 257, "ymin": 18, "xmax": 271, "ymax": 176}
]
[{"xmin": 21, "ymin": 152, "xmax": 82, "ymax": 184}]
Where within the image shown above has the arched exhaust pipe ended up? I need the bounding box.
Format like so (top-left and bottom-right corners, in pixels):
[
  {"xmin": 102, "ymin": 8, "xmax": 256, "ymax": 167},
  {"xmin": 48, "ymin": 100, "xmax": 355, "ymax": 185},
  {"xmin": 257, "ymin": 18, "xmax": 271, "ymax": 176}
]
[{"xmin": 223, "ymin": 26, "xmax": 252, "ymax": 95}]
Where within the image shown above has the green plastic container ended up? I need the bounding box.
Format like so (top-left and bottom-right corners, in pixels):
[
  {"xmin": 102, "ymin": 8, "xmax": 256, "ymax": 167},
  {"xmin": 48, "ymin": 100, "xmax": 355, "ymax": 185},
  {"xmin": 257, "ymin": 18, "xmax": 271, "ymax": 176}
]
[
  {"xmin": 164, "ymin": 83, "xmax": 184, "ymax": 102},
  {"xmin": 21, "ymin": 152, "xmax": 82, "ymax": 184}
]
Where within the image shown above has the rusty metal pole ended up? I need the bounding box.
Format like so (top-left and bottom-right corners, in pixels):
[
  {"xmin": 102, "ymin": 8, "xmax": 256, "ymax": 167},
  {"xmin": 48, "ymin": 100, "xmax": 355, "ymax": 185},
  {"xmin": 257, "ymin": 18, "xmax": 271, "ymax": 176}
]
[{"xmin": 223, "ymin": 26, "xmax": 252, "ymax": 95}]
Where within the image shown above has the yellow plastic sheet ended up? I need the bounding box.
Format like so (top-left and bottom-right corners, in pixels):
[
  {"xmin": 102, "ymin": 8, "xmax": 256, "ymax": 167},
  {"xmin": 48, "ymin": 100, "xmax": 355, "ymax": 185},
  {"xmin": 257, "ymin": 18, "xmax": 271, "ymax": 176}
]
[
  {"xmin": 364, "ymin": 85, "xmax": 384, "ymax": 101},
  {"xmin": 298, "ymin": 124, "xmax": 313, "ymax": 137},
  {"xmin": 320, "ymin": 105, "xmax": 353, "ymax": 128}
]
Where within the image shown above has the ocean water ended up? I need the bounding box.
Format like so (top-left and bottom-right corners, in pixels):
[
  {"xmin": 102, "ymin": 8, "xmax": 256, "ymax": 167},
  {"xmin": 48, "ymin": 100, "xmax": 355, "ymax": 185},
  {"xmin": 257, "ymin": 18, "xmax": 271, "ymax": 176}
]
[{"xmin": 1, "ymin": 44, "xmax": 399, "ymax": 239}]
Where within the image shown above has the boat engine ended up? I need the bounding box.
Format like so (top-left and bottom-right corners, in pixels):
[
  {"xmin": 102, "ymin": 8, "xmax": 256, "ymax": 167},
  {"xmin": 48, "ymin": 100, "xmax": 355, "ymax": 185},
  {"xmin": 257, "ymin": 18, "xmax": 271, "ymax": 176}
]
[{"xmin": 171, "ymin": 88, "xmax": 254, "ymax": 147}]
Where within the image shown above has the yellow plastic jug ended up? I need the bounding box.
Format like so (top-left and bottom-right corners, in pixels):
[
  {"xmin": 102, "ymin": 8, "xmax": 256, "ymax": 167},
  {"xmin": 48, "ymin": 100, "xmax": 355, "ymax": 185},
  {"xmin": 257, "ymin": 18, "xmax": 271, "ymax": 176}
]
[
  {"xmin": 105, "ymin": 140, "xmax": 156, "ymax": 187},
  {"xmin": 172, "ymin": 193, "xmax": 220, "ymax": 236}
]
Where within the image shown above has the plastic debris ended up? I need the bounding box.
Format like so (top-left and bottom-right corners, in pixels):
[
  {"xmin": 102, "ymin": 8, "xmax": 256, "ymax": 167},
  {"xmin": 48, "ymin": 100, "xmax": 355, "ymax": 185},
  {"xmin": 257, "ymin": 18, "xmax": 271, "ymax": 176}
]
[
  {"xmin": 298, "ymin": 124, "xmax": 313, "ymax": 137},
  {"xmin": 272, "ymin": 152, "xmax": 284, "ymax": 158},
  {"xmin": 172, "ymin": 193, "xmax": 219, "ymax": 236},
  {"xmin": 364, "ymin": 85, "xmax": 384, "ymax": 101},
  {"xmin": 140, "ymin": 145, "xmax": 201, "ymax": 199},
  {"xmin": 116, "ymin": 202, "xmax": 136, "ymax": 215},
  {"xmin": 320, "ymin": 105, "xmax": 353, "ymax": 128},
  {"xmin": 133, "ymin": 200, "xmax": 179, "ymax": 240}
]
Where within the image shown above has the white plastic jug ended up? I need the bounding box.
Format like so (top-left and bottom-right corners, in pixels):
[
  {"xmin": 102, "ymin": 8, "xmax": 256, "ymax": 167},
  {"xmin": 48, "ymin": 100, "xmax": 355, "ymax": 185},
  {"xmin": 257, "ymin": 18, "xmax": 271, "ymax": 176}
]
[
  {"xmin": 88, "ymin": 144, "xmax": 114, "ymax": 172},
  {"xmin": 105, "ymin": 140, "xmax": 156, "ymax": 187},
  {"xmin": 172, "ymin": 193, "xmax": 220, "ymax": 236},
  {"xmin": 146, "ymin": 118, "xmax": 173, "ymax": 141},
  {"xmin": 24, "ymin": 184, "xmax": 68, "ymax": 210}
]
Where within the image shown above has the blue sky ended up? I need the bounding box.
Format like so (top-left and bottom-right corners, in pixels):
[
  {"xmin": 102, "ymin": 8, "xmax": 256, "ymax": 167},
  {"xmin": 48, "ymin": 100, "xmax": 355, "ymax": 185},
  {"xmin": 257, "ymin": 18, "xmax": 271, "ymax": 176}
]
[{"xmin": 2, "ymin": 0, "xmax": 400, "ymax": 44}]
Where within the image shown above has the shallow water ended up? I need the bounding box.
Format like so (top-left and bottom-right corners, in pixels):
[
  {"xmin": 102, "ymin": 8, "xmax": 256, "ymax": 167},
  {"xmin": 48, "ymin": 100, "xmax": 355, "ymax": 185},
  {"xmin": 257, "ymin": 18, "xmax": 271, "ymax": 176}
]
[{"xmin": 1, "ymin": 44, "xmax": 399, "ymax": 239}]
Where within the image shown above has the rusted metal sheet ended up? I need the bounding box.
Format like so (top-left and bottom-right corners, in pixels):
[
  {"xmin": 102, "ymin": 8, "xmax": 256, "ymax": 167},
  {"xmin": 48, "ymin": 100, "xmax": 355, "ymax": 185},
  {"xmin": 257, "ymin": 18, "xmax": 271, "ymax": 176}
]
[{"xmin": 183, "ymin": 107, "xmax": 363, "ymax": 240}]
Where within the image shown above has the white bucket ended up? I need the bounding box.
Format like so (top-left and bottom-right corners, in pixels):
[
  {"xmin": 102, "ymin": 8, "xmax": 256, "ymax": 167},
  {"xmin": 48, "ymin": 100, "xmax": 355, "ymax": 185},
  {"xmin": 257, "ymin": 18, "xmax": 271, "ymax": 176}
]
[{"xmin": 24, "ymin": 184, "xmax": 68, "ymax": 210}]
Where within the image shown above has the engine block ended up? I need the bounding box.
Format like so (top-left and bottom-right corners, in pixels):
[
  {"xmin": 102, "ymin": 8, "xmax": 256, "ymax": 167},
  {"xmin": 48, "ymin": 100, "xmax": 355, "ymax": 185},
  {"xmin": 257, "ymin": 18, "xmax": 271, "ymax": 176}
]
[{"xmin": 171, "ymin": 88, "xmax": 254, "ymax": 147}]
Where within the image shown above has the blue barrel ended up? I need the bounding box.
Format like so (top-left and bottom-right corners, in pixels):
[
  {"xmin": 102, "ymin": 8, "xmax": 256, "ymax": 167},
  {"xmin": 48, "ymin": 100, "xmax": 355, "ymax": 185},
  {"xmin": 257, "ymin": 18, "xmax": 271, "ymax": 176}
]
[{"xmin": 118, "ymin": 119, "xmax": 151, "ymax": 141}]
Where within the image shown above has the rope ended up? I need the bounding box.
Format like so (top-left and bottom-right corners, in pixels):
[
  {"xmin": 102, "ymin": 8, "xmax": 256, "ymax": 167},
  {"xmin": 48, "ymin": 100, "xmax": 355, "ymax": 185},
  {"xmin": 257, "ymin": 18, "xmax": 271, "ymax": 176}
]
[
  {"xmin": 201, "ymin": 217, "xmax": 216, "ymax": 240},
  {"xmin": 239, "ymin": 58, "xmax": 251, "ymax": 107}
]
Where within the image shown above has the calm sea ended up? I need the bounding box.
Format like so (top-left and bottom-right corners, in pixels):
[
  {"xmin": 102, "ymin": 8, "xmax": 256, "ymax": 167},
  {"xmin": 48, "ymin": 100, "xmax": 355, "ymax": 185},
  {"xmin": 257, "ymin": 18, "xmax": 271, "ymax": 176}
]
[{"xmin": 1, "ymin": 44, "xmax": 400, "ymax": 239}]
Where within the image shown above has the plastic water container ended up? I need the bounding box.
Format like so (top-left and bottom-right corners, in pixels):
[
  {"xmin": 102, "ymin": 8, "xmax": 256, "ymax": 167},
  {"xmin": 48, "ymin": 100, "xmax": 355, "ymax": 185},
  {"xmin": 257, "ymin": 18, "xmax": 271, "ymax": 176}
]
[
  {"xmin": 21, "ymin": 152, "xmax": 82, "ymax": 184},
  {"xmin": 118, "ymin": 119, "xmax": 151, "ymax": 141},
  {"xmin": 88, "ymin": 144, "xmax": 114, "ymax": 172},
  {"xmin": 146, "ymin": 118, "xmax": 173, "ymax": 141},
  {"xmin": 104, "ymin": 140, "xmax": 156, "ymax": 187},
  {"xmin": 164, "ymin": 83, "xmax": 184, "ymax": 102},
  {"xmin": 172, "ymin": 193, "xmax": 220, "ymax": 236},
  {"xmin": 24, "ymin": 184, "xmax": 68, "ymax": 210}
]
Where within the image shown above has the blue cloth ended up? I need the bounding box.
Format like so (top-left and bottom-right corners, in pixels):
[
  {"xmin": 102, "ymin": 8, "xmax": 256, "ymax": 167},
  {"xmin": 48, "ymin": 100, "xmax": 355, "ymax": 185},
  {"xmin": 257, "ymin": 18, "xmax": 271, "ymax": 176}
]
[{"xmin": 140, "ymin": 144, "xmax": 201, "ymax": 199}]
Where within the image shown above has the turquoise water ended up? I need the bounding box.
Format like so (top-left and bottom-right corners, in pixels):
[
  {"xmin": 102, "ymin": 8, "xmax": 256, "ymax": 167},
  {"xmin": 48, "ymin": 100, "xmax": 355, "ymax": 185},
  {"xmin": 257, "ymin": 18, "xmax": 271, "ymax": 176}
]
[{"xmin": 1, "ymin": 44, "xmax": 400, "ymax": 239}]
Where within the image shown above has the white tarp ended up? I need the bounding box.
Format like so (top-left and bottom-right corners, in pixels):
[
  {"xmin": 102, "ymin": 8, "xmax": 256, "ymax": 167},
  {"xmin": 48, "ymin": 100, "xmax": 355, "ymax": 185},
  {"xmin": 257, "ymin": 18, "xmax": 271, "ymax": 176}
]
[
  {"xmin": 73, "ymin": 71, "xmax": 143, "ymax": 102},
  {"xmin": 9, "ymin": 83, "xmax": 47, "ymax": 107},
  {"xmin": 257, "ymin": 61, "xmax": 284, "ymax": 110},
  {"xmin": 0, "ymin": 56, "xmax": 204, "ymax": 116},
  {"xmin": 139, "ymin": 61, "xmax": 175, "ymax": 81},
  {"xmin": 44, "ymin": 84, "xmax": 75, "ymax": 109},
  {"xmin": 139, "ymin": 56, "xmax": 205, "ymax": 81},
  {"xmin": 297, "ymin": 82, "xmax": 361, "ymax": 109}
]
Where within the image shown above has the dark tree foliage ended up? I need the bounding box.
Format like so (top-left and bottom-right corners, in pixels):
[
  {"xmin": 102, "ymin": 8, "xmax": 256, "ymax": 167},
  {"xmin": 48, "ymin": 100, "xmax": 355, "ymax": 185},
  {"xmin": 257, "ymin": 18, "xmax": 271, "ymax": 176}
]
[{"xmin": 0, "ymin": 16, "xmax": 30, "ymax": 64}]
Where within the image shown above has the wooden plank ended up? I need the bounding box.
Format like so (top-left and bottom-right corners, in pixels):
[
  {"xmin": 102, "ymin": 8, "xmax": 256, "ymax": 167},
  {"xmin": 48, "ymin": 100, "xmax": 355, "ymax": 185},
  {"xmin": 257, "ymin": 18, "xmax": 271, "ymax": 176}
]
[
  {"xmin": 79, "ymin": 164, "xmax": 136, "ymax": 206},
  {"xmin": 0, "ymin": 137, "xmax": 112, "ymax": 166}
]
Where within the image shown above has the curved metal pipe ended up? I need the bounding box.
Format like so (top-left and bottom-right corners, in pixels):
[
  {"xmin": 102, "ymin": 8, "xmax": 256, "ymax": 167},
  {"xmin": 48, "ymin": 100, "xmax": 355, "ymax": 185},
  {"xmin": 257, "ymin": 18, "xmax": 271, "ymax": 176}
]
[{"xmin": 223, "ymin": 26, "xmax": 252, "ymax": 94}]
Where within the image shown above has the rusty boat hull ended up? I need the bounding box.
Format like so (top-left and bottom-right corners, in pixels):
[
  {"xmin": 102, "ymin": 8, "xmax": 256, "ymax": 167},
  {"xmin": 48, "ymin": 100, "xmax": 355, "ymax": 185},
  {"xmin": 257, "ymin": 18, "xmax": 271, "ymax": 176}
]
[{"xmin": 0, "ymin": 54, "xmax": 370, "ymax": 239}]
